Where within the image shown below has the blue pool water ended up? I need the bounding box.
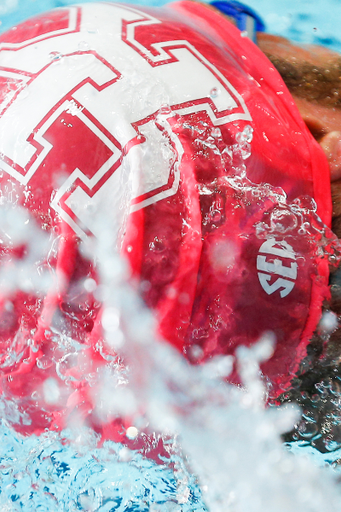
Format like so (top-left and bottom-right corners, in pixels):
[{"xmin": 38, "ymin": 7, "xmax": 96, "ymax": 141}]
[
  {"xmin": 0, "ymin": 423, "xmax": 206, "ymax": 511},
  {"xmin": 1, "ymin": 1, "xmax": 341, "ymax": 511},
  {"xmin": 1, "ymin": 0, "xmax": 341, "ymax": 52},
  {"xmin": 241, "ymin": 0, "xmax": 341, "ymax": 52}
]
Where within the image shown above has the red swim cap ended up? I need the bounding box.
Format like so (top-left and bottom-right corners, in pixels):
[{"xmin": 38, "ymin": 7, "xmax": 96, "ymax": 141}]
[{"xmin": 0, "ymin": 1, "xmax": 335, "ymax": 434}]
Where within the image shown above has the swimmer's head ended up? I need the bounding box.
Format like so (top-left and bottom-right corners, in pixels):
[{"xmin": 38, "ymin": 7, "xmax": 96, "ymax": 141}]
[{"xmin": 0, "ymin": 1, "xmax": 335, "ymax": 436}]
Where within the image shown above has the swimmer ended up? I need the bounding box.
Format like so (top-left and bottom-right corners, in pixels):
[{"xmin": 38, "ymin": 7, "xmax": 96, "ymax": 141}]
[{"xmin": 0, "ymin": 1, "xmax": 339, "ymax": 445}]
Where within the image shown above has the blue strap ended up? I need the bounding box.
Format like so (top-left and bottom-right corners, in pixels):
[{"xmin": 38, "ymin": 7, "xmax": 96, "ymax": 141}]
[{"xmin": 210, "ymin": 1, "xmax": 265, "ymax": 42}]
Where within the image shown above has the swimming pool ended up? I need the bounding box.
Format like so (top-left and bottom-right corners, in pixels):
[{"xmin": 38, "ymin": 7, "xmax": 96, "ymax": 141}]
[{"xmin": 2, "ymin": 0, "xmax": 341, "ymax": 52}]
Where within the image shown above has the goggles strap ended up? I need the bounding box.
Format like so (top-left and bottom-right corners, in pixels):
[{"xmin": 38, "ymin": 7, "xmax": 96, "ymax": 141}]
[{"xmin": 210, "ymin": 1, "xmax": 265, "ymax": 42}]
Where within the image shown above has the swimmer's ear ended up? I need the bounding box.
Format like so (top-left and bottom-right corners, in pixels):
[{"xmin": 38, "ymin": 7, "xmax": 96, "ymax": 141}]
[{"xmin": 319, "ymin": 131, "xmax": 341, "ymax": 182}]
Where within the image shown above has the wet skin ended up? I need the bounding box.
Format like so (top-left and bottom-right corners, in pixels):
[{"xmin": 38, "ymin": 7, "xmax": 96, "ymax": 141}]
[
  {"xmin": 257, "ymin": 34, "xmax": 341, "ymax": 239},
  {"xmin": 258, "ymin": 33, "xmax": 341, "ymax": 182}
]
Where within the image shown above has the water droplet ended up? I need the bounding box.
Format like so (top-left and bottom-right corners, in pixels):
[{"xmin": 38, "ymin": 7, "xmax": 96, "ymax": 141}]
[
  {"xmin": 209, "ymin": 239, "xmax": 239, "ymax": 271},
  {"xmin": 210, "ymin": 87, "xmax": 220, "ymax": 99},
  {"xmin": 236, "ymin": 125, "xmax": 253, "ymax": 144},
  {"xmin": 102, "ymin": 307, "xmax": 120, "ymax": 332},
  {"xmin": 83, "ymin": 278, "xmax": 97, "ymax": 292},
  {"xmin": 211, "ymin": 127, "xmax": 222, "ymax": 139},
  {"xmin": 126, "ymin": 426, "xmax": 138, "ymax": 440},
  {"xmin": 298, "ymin": 420, "xmax": 318, "ymax": 439},
  {"xmin": 293, "ymin": 195, "xmax": 317, "ymax": 212},
  {"xmin": 270, "ymin": 208, "xmax": 298, "ymax": 233},
  {"xmin": 43, "ymin": 377, "xmax": 61, "ymax": 405},
  {"xmin": 319, "ymin": 310, "xmax": 338, "ymax": 333},
  {"xmin": 49, "ymin": 51, "xmax": 63, "ymax": 62},
  {"xmin": 36, "ymin": 356, "xmax": 53, "ymax": 370},
  {"xmin": 240, "ymin": 142, "xmax": 251, "ymax": 160},
  {"xmin": 119, "ymin": 447, "xmax": 132, "ymax": 462},
  {"xmin": 188, "ymin": 344, "xmax": 204, "ymax": 362},
  {"xmin": 78, "ymin": 40, "xmax": 89, "ymax": 51},
  {"xmin": 158, "ymin": 104, "xmax": 172, "ymax": 116}
]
